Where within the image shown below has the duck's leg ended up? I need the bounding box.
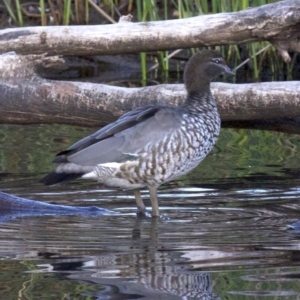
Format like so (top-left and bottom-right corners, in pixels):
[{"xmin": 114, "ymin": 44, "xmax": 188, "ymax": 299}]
[
  {"xmin": 148, "ymin": 186, "xmax": 159, "ymax": 217},
  {"xmin": 133, "ymin": 189, "xmax": 146, "ymax": 214}
]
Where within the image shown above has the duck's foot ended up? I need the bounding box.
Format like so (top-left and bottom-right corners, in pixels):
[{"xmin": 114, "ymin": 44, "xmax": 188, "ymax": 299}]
[
  {"xmin": 134, "ymin": 189, "xmax": 147, "ymax": 214},
  {"xmin": 148, "ymin": 186, "xmax": 159, "ymax": 217},
  {"xmin": 136, "ymin": 207, "xmax": 152, "ymax": 218},
  {"xmin": 136, "ymin": 206, "xmax": 146, "ymax": 215},
  {"xmin": 133, "ymin": 188, "xmax": 160, "ymax": 218}
]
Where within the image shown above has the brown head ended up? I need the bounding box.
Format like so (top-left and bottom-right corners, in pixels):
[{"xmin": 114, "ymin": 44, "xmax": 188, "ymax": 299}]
[{"xmin": 184, "ymin": 49, "xmax": 234, "ymax": 95}]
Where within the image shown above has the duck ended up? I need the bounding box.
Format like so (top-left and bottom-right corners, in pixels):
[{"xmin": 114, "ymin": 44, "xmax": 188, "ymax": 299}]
[{"xmin": 41, "ymin": 49, "xmax": 234, "ymax": 217}]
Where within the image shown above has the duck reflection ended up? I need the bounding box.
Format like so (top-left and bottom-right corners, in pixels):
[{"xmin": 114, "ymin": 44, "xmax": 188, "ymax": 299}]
[
  {"xmin": 0, "ymin": 202, "xmax": 223, "ymax": 299},
  {"xmin": 42, "ymin": 218, "xmax": 221, "ymax": 299}
]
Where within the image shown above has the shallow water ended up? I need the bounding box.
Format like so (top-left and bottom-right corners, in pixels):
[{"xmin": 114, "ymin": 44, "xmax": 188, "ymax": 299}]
[{"xmin": 0, "ymin": 124, "xmax": 300, "ymax": 299}]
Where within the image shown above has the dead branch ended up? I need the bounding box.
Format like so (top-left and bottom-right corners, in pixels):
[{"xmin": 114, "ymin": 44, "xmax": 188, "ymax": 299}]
[{"xmin": 0, "ymin": 0, "xmax": 299, "ymax": 61}]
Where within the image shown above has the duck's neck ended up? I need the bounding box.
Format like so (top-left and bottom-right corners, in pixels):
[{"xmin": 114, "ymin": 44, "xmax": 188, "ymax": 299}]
[{"xmin": 183, "ymin": 89, "xmax": 217, "ymax": 114}]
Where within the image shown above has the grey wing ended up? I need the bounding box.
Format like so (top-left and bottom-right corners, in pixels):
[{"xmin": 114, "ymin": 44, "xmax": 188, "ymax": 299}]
[
  {"xmin": 67, "ymin": 105, "xmax": 161, "ymax": 151},
  {"xmin": 116, "ymin": 107, "xmax": 183, "ymax": 154},
  {"xmin": 54, "ymin": 105, "xmax": 182, "ymax": 166}
]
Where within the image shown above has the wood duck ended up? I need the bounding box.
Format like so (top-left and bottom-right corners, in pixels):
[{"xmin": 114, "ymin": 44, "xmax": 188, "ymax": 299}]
[{"xmin": 41, "ymin": 49, "xmax": 234, "ymax": 217}]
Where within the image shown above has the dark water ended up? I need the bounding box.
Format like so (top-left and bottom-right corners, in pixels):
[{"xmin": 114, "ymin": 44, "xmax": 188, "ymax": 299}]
[{"xmin": 0, "ymin": 124, "xmax": 300, "ymax": 299}]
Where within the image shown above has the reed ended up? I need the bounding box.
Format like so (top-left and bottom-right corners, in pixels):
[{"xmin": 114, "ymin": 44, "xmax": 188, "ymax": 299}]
[
  {"xmin": 63, "ymin": 0, "xmax": 72, "ymax": 25},
  {"xmin": 40, "ymin": 0, "xmax": 47, "ymax": 26},
  {"xmin": 15, "ymin": 0, "xmax": 23, "ymax": 26},
  {"xmin": 3, "ymin": 0, "xmax": 18, "ymax": 24}
]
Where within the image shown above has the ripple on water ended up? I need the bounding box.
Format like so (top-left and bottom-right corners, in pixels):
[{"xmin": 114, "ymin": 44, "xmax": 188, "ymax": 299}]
[{"xmin": 1, "ymin": 126, "xmax": 300, "ymax": 298}]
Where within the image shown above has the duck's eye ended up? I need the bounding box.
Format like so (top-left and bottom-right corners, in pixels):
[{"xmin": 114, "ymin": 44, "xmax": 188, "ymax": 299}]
[{"xmin": 212, "ymin": 58, "xmax": 221, "ymax": 64}]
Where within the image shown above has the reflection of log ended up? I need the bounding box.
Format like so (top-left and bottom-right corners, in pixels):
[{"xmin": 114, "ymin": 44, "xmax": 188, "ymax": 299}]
[
  {"xmin": 0, "ymin": 1, "xmax": 299, "ymax": 62},
  {"xmin": 0, "ymin": 52, "xmax": 300, "ymax": 129}
]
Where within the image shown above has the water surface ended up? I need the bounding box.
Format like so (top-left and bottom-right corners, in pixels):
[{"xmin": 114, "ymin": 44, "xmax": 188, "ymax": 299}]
[{"xmin": 0, "ymin": 125, "xmax": 300, "ymax": 299}]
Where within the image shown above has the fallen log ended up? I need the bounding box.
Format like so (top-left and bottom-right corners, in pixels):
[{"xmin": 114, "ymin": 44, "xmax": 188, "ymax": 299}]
[
  {"xmin": 0, "ymin": 0, "xmax": 299, "ymax": 62},
  {"xmin": 0, "ymin": 52, "xmax": 300, "ymax": 129}
]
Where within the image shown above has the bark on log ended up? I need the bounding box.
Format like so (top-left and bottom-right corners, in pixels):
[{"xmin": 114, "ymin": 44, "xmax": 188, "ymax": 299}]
[
  {"xmin": 0, "ymin": 0, "xmax": 300, "ymax": 62},
  {"xmin": 1, "ymin": 52, "xmax": 300, "ymax": 129}
]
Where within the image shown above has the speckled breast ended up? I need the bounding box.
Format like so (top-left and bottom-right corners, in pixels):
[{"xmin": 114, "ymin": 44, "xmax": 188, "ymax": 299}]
[{"xmin": 122, "ymin": 103, "xmax": 221, "ymax": 187}]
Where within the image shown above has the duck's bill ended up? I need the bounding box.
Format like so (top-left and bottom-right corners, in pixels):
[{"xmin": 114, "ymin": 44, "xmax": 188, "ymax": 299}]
[{"xmin": 223, "ymin": 65, "xmax": 235, "ymax": 77}]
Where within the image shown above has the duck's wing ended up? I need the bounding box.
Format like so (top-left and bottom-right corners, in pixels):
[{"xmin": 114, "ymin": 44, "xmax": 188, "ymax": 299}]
[
  {"xmin": 41, "ymin": 104, "xmax": 183, "ymax": 185},
  {"xmin": 52, "ymin": 104, "xmax": 181, "ymax": 167},
  {"xmin": 54, "ymin": 105, "xmax": 161, "ymax": 160}
]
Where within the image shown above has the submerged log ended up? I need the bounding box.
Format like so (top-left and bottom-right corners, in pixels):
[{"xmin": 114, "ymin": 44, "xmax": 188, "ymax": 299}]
[
  {"xmin": 0, "ymin": 0, "xmax": 299, "ymax": 62},
  {"xmin": 0, "ymin": 52, "xmax": 300, "ymax": 129},
  {"xmin": 0, "ymin": 191, "xmax": 109, "ymax": 221}
]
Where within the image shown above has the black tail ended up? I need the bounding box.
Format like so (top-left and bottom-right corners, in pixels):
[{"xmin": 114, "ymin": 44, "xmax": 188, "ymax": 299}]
[{"xmin": 40, "ymin": 172, "xmax": 83, "ymax": 186}]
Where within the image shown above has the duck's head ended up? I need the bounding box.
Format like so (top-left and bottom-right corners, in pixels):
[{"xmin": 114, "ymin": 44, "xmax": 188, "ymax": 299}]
[{"xmin": 184, "ymin": 49, "xmax": 234, "ymax": 94}]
